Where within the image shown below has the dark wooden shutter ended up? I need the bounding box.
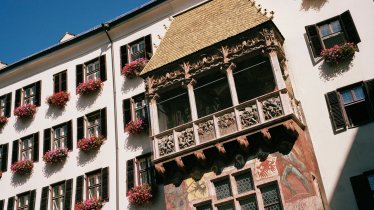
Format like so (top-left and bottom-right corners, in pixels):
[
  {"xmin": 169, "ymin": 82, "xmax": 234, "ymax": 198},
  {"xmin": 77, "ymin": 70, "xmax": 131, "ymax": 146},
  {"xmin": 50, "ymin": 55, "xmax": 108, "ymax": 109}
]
[
  {"xmin": 5, "ymin": 93, "xmax": 12, "ymax": 117},
  {"xmin": 43, "ymin": 128, "xmax": 51, "ymax": 154},
  {"xmin": 340, "ymin": 10, "xmax": 361, "ymax": 44},
  {"xmin": 123, "ymin": 99, "xmax": 131, "ymax": 128},
  {"xmin": 126, "ymin": 159, "xmax": 135, "ymax": 191},
  {"xmin": 64, "ymin": 179, "xmax": 73, "ymax": 210},
  {"xmin": 7, "ymin": 197, "xmax": 14, "ymax": 210},
  {"xmin": 54, "ymin": 74, "xmax": 61, "ymax": 93},
  {"xmin": 100, "ymin": 55, "xmax": 107, "ymax": 82},
  {"xmin": 11, "ymin": 140, "xmax": 19, "ymax": 164},
  {"xmin": 1, "ymin": 143, "xmax": 8, "ymax": 172},
  {"xmin": 145, "ymin": 35, "xmax": 153, "ymax": 60},
  {"xmin": 0, "ymin": 200, "xmax": 4, "ymax": 210},
  {"xmin": 66, "ymin": 121, "xmax": 73, "ymax": 151},
  {"xmin": 350, "ymin": 174, "xmax": 374, "ymax": 209},
  {"xmin": 305, "ymin": 25, "xmax": 323, "ymax": 57},
  {"xmin": 77, "ymin": 117, "xmax": 84, "ymax": 143},
  {"xmin": 40, "ymin": 186, "xmax": 49, "ymax": 210},
  {"xmin": 100, "ymin": 108, "xmax": 107, "ymax": 138},
  {"xmin": 75, "ymin": 175, "xmax": 84, "ymax": 202},
  {"xmin": 29, "ymin": 190, "xmax": 36, "ymax": 210},
  {"xmin": 61, "ymin": 71, "xmax": 67, "ymax": 92},
  {"xmin": 364, "ymin": 79, "xmax": 374, "ymax": 119},
  {"xmin": 325, "ymin": 91, "xmax": 346, "ymax": 133},
  {"xmin": 34, "ymin": 81, "xmax": 41, "ymax": 107},
  {"xmin": 76, "ymin": 64, "xmax": 84, "ymax": 87},
  {"xmin": 33, "ymin": 132, "xmax": 39, "ymax": 162},
  {"xmin": 15, "ymin": 89, "xmax": 21, "ymax": 108},
  {"xmin": 120, "ymin": 45, "xmax": 129, "ymax": 69},
  {"xmin": 101, "ymin": 167, "xmax": 109, "ymax": 201}
]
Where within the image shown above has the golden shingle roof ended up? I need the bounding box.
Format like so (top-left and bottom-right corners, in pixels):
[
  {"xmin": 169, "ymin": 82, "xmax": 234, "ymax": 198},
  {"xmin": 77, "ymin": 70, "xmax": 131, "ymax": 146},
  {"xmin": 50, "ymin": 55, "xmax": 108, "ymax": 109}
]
[{"xmin": 140, "ymin": 0, "xmax": 270, "ymax": 75}]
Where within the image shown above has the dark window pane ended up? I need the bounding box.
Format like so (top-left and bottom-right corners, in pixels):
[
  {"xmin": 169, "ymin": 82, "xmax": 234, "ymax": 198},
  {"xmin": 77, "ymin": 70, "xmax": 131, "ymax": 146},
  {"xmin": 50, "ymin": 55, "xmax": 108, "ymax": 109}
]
[
  {"xmin": 323, "ymin": 33, "xmax": 346, "ymax": 48},
  {"xmin": 217, "ymin": 202, "xmax": 235, "ymax": 210},
  {"xmin": 368, "ymin": 174, "xmax": 374, "ymax": 191},
  {"xmin": 157, "ymin": 88, "xmax": 191, "ymax": 132},
  {"xmin": 195, "ymin": 73, "xmax": 232, "ymax": 117},
  {"xmin": 260, "ymin": 183, "xmax": 283, "ymax": 210},
  {"xmin": 345, "ymin": 102, "xmax": 371, "ymax": 126},
  {"xmin": 234, "ymin": 58, "xmax": 275, "ymax": 103},
  {"xmin": 239, "ymin": 196, "xmax": 258, "ymax": 210},
  {"xmin": 196, "ymin": 203, "xmax": 212, "ymax": 210},
  {"xmin": 235, "ymin": 171, "xmax": 254, "ymax": 194},
  {"xmin": 214, "ymin": 178, "xmax": 232, "ymax": 200}
]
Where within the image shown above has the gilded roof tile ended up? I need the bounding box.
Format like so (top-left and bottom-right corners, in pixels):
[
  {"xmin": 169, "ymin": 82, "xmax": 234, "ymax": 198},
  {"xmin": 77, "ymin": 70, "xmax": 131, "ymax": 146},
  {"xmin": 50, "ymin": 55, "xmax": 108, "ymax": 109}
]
[{"xmin": 141, "ymin": 0, "xmax": 269, "ymax": 75}]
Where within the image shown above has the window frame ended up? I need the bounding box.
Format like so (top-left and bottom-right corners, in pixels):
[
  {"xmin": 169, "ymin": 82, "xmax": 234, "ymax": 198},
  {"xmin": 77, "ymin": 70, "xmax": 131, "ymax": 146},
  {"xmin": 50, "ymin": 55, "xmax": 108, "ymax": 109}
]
[
  {"xmin": 123, "ymin": 93, "xmax": 149, "ymax": 131},
  {"xmin": 0, "ymin": 96, "xmax": 6, "ymax": 116},
  {"xmin": 127, "ymin": 153, "xmax": 156, "ymax": 192},
  {"xmin": 23, "ymin": 84, "xmax": 36, "ymax": 106},
  {"xmin": 20, "ymin": 135, "xmax": 34, "ymax": 161},
  {"xmin": 51, "ymin": 182, "xmax": 66, "ymax": 210},
  {"xmin": 128, "ymin": 38, "xmax": 146, "ymax": 62},
  {"xmin": 16, "ymin": 193, "xmax": 30, "ymax": 210},
  {"xmin": 52, "ymin": 123, "xmax": 68, "ymax": 150},
  {"xmin": 86, "ymin": 111, "xmax": 102, "ymax": 138},
  {"xmin": 85, "ymin": 170, "xmax": 102, "ymax": 200},
  {"xmin": 84, "ymin": 58, "xmax": 101, "ymax": 81},
  {"xmin": 0, "ymin": 93, "xmax": 12, "ymax": 118},
  {"xmin": 53, "ymin": 70, "xmax": 67, "ymax": 93},
  {"xmin": 317, "ymin": 17, "xmax": 346, "ymax": 49}
]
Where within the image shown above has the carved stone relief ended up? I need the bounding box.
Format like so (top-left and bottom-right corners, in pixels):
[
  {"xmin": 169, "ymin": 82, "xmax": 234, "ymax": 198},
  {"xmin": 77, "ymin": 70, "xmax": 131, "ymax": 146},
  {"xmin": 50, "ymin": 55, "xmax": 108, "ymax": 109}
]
[
  {"xmin": 198, "ymin": 119, "xmax": 215, "ymax": 142},
  {"xmin": 217, "ymin": 112, "xmax": 237, "ymax": 136},
  {"xmin": 158, "ymin": 134, "xmax": 175, "ymax": 156},
  {"xmin": 178, "ymin": 127, "xmax": 195, "ymax": 150},
  {"xmin": 239, "ymin": 104, "xmax": 259, "ymax": 128},
  {"xmin": 261, "ymin": 95, "xmax": 283, "ymax": 120}
]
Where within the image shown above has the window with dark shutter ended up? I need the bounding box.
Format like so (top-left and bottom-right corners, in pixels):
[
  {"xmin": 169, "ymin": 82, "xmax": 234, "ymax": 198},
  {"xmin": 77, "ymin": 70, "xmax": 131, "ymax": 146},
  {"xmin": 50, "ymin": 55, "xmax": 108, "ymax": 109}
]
[
  {"xmin": 100, "ymin": 108, "xmax": 107, "ymax": 138},
  {"xmin": 11, "ymin": 140, "xmax": 19, "ymax": 164},
  {"xmin": 144, "ymin": 34, "xmax": 153, "ymax": 60},
  {"xmin": 76, "ymin": 64, "xmax": 84, "ymax": 87},
  {"xmin": 54, "ymin": 70, "xmax": 68, "ymax": 93},
  {"xmin": 120, "ymin": 45, "xmax": 129, "ymax": 69},
  {"xmin": 77, "ymin": 117, "xmax": 84, "ymax": 142},
  {"xmin": 1, "ymin": 143, "xmax": 8, "ymax": 172},
  {"xmin": 64, "ymin": 179, "xmax": 73, "ymax": 210},
  {"xmin": 351, "ymin": 174, "xmax": 374, "ymax": 208},
  {"xmin": 340, "ymin": 10, "xmax": 361, "ymax": 44},
  {"xmin": 0, "ymin": 200, "xmax": 4, "ymax": 210},
  {"xmin": 100, "ymin": 55, "xmax": 107, "ymax": 82},
  {"xmin": 305, "ymin": 25, "xmax": 323, "ymax": 57},
  {"xmin": 75, "ymin": 175, "xmax": 84, "ymax": 202},
  {"xmin": 364, "ymin": 79, "xmax": 374, "ymax": 118},
  {"xmin": 66, "ymin": 120, "xmax": 73, "ymax": 151},
  {"xmin": 43, "ymin": 128, "xmax": 51, "ymax": 154},
  {"xmin": 29, "ymin": 190, "xmax": 36, "ymax": 210},
  {"xmin": 126, "ymin": 159, "xmax": 135, "ymax": 192},
  {"xmin": 123, "ymin": 99, "xmax": 131, "ymax": 128},
  {"xmin": 15, "ymin": 89, "xmax": 21, "ymax": 108},
  {"xmin": 101, "ymin": 167, "xmax": 109, "ymax": 201},
  {"xmin": 325, "ymin": 91, "xmax": 346, "ymax": 133},
  {"xmin": 34, "ymin": 81, "xmax": 41, "ymax": 107},
  {"xmin": 40, "ymin": 186, "xmax": 49, "ymax": 210},
  {"xmin": 33, "ymin": 133, "xmax": 39, "ymax": 162},
  {"xmin": 3, "ymin": 93, "xmax": 12, "ymax": 117},
  {"xmin": 7, "ymin": 197, "xmax": 14, "ymax": 210}
]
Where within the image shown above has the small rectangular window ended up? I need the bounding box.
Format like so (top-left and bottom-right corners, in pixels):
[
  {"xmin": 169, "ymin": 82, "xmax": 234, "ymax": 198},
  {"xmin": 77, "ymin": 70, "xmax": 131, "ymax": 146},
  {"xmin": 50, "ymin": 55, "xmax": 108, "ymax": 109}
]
[
  {"xmin": 239, "ymin": 196, "xmax": 258, "ymax": 210},
  {"xmin": 87, "ymin": 172, "xmax": 102, "ymax": 199},
  {"xmin": 20, "ymin": 136, "xmax": 33, "ymax": 161},
  {"xmin": 129, "ymin": 40, "xmax": 146, "ymax": 61},
  {"xmin": 86, "ymin": 112, "xmax": 101, "ymax": 137},
  {"xmin": 260, "ymin": 183, "xmax": 283, "ymax": 210},
  {"xmin": 0, "ymin": 97, "xmax": 6, "ymax": 116},
  {"xmin": 53, "ymin": 124, "xmax": 67, "ymax": 150},
  {"xmin": 196, "ymin": 203, "xmax": 212, "ymax": 210},
  {"xmin": 17, "ymin": 193, "xmax": 30, "ymax": 210},
  {"xmin": 23, "ymin": 85, "xmax": 36, "ymax": 105},
  {"xmin": 214, "ymin": 178, "xmax": 232, "ymax": 200},
  {"xmin": 53, "ymin": 71, "xmax": 67, "ymax": 93},
  {"xmin": 235, "ymin": 171, "xmax": 254, "ymax": 194},
  {"xmin": 86, "ymin": 60, "xmax": 100, "ymax": 81},
  {"xmin": 52, "ymin": 183, "xmax": 65, "ymax": 210}
]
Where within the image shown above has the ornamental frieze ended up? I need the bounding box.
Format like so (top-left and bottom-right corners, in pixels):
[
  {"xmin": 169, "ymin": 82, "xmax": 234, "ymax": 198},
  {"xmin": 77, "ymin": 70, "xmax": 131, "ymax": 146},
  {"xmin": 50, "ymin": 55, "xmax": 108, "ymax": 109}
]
[
  {"xmin": 178, "ymin": 127, "xmax": 195, "ymax": 150},
  {"xmin": 158, "ymin": 134, "xmax": 175, "ymax": 156}
]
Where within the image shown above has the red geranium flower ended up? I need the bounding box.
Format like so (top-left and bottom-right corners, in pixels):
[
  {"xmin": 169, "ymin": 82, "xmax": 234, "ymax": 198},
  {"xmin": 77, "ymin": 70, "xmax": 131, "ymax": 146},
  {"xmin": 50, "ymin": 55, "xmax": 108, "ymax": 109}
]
[
  {"xmin": 14, "ymin": 104, "xmax": 37, "ymax": 119},
  {"xmin": 77, "ymin": 136, "xmax": 104, "ymax": 152},
  {"xmin": 47, "ymin": 91, "xmax": 70, "ymax": 108},
  {"xmin": 121, "ymin": 58, "xmax": 148, "ymax": 79},
  {"xmin": 76, "ymin": 80, "xmax": 103, "ymax": 95},
  {"xmin": 11, "ymin": 160, "xmax": 34, "ymax": 175}
]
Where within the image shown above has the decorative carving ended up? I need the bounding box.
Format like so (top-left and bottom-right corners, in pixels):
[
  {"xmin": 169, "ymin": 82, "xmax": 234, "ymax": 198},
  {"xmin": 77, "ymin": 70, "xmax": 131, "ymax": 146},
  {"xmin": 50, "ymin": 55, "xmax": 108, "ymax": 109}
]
[
  {"xmin": 158, "ymin": 134, "xmax": 175, "ymax": 156},
  {"xmin": 198, "ymin": 120, "xmax": 214, "ymax": 135},
  {"xmin": 177, "ymin": 127, "xmax": 195, "ymax": 150},
  {"xmin": 194, "ymin": 150, "xmax": 206, "ymax": 161},
  {"xmin": 240, "ymin": 105, "xmax": 259, "ymax": 128},
  {"xmin": 145, "ymin": 69, "xmax": 184, "ymax": 95},
  {"xmin": 237, "ymin": 136, "xmax": 249, "ymax": 150},
  {"xmin": 261, "ymin": 95, "xmax": 283, "ymax": 120},
  {"xmin": 225, "ymin": 35, "xmax": 265, "ymax": 60},
  {"xmin": 175, "ymin": 157, "xmax": 185, "ymax": 169},
  {"xmin": 217, "ymin": 113, "xmax": 236, "ymax": 129},
  {"xmin": 261, "ymin": 128, "xmax": 271, "ymax": 141},
  {"xmin": 188, "ymin": 53, "xmax": 224, "ymax": 75},
  {"xmin": 260, "ymin": 28, "xmax": 276, "ymax": 46},
  {"xmin": 155, "ymin": 163, "xmax": 165, "ymax": 174},
  {"xmin": 216, "ymin": 143, "xmax": 226, "ymax": 154}
]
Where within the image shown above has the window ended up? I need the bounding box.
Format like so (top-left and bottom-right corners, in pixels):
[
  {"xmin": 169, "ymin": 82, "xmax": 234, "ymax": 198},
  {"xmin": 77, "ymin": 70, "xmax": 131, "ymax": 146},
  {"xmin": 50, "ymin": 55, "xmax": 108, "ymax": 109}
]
[
  {"xmin": 40, "ymin": 180, "xmax": 73, "ymax": 210},
  {"xmin": 15, "ymin": 81, "xmax": 41, "ymax": 108},
  {"xmin": 75, "ymin": 55, "xmax": 106, "ymax": 87},
  {"xmin": 0, "ymin": 93, "xmax": 11, "ymax": 117},
  {"xmin": 11, "ymin": 133, "xmax": 39, "ymax": 164},
  {"xmin": 325, "ymin": 79, "xmax": 374, "ymax": 133},
  {"xmin": 351, "ymin": 170, "xmax": 374, "ymax": 208},
  {"xmin": 0, "ymin": 143, "xmax": 8, "ymax": 172},
  {"xmin": 43, "ymin": 121, "xmax": 73, "ymax": 154},
  {"xmin": 203, "ymin": 169, "xmax": 283, "ymax": 210},
  {"xmin": 126, "ymin": 154, "xmax": 156, "ymax": 192},
  {"xmin": 75, "ymin": 168, "xmax": 109, "ymax": 203},
  {"xmin": 123, "ymin": 94, "xmax": 149, "ymax": 129},
  {"xmin": 120, "ymin": 35, "xmax": 152, "ymax": 69},
  {"xmin": 53, "ymin": 71, "xmax": 67, "ymax": 93},
  {"xmin": 77, "ymin": 108, "xmax": 107, "ymax": 140},
  {"xmin": 306, "ymin": 10, "xmax": 361, "ymax": 58},
  {"xmin": 157, "ymin": 87, "xmax": 192, "ymax": 132},
  {"xmin": 15, "ymin": 190, "xmax": 36, "ymax": 210}
]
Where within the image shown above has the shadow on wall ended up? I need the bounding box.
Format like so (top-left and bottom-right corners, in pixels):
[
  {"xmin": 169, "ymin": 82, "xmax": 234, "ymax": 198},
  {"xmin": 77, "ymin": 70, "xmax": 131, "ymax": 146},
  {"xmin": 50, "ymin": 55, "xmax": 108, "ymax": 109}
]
[
  {"xmin": 76, "ymin": 92, "xmax": 101, "ymax": 111},
  {"xmin": 42, "ymin": 161, "xmax": 65, "ymax": 178},
  {"xmin": 124, "ymin": 132, "xmax": 149, "ymax": 152},
  {"xmin": 45, "ymin": 106, "xmax": 65, "ymax": 119},
  {"xmin": 121, "ymin": 77, "xmax": 144, "ymax": 95},
  {"xmin": 13, "ymin": 117, "xmax": 34, "ymax": 132},
  {"xmin": 329, "ymin": 124, "xmax": 374, "ymax": 209},
  {"xmin": 318, "ymin": 59, "xmax": 353, "ymax": 82},
  {"xmin": 11, "ymin": 173, "xmax": 32, "ymax": 187},
  {"xmin": 77, "ymin": 149, "xmax": 100, "ymax": 167},
  {"xmin": 301, "ymin": 0, "xmax": 328, "ymax": 11}
]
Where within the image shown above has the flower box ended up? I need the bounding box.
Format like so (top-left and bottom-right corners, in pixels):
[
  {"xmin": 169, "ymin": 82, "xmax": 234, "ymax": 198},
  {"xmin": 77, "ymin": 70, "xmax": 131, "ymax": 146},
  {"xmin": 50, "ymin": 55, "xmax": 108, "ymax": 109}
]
[
  {"xmin": 121, "ymin": 58, "xmax": 148, "ymax": 79},
  {"xmin": 125, "ymin": 118, "xmax": 147, "ymax": 135},
  {"xmin": 14, "ymin": 104, "xmax": 37, "ymax": 120},
  {"xmin": 74, "ymin": 198, "xmax": 103, "ymax": 210},
  {"xmin": 0, "ymin": 116, "xmax": 8, "ymax": 128},
  {"xmin": 76, "ymin": 80, "xmax": 103, "ymax": 95},
  {"xmin": 321, "ymin": 43, "xmax": 356, "ymax": 65},
  {"xmin": 47, "ymin": 91, "xmax": 70, "ymax": 108},
  {"xmin": 43, "ymin": 148, "xmax": 69, "ymax": 164},
  {"xmin": 127, "ymin": 184, "xmax": 153, "ymax": 207},
  {"xmin": 77, "ymin": 136, "xmax": 104, "ymax": 152},
  {"xmin": 11, "ymin": 160, "xmax": 33, "ymax": 175}
]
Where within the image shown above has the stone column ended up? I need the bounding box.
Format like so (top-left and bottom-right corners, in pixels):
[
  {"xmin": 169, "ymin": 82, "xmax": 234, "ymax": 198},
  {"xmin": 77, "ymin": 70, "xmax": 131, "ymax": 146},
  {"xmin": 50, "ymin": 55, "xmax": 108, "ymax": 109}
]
[
  {"xmin": 268, "ymin": 51, "xmax": 286, "ymax": 90},
  {"xmin": 184, "ymin": 78, "xmax": 198, "ymax": 121},
  {"xmin": 148, "ymin": 93, "xmax": 160, "ymax": 136}
]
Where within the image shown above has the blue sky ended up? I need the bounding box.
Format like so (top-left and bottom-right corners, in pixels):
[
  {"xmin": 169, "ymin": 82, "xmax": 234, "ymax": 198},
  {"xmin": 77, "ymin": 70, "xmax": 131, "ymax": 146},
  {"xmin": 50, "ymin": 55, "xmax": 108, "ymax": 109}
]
[{"xmin": 0, "ymin": 0, "xmax": 151, "ymax": 65}]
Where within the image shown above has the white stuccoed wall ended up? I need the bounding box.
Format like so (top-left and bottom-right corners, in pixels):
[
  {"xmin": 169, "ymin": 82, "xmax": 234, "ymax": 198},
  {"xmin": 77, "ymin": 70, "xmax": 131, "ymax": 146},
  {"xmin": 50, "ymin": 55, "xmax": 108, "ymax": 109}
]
[{"xmin": 255, "ymin": 0, "xmax": 374, "ymax": 209}]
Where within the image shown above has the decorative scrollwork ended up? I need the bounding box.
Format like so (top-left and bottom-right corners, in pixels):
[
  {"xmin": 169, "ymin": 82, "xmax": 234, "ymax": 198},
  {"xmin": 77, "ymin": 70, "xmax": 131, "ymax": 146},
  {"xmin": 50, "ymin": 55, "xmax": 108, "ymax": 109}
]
[
  {"xmin": 261, "ymin": 96, "xmax": 283, "ymax": 120},
  {"xmin": 198, "ymin": 120, "xmax": 214, "ymax": 135},
  {"xmin": 178, "ymin": 127, "xmax": 195, "ymax": 149},
  {"xmin": 218, "ymin": 113, "xmax": 236, "ymax": 129},
  {"xmin": 158, "ymin": 134, "xmax": 175, "ymax": 156},
  {"xmin": 240, "ymin": 105, "xmax": 259, "ymax": 128}
]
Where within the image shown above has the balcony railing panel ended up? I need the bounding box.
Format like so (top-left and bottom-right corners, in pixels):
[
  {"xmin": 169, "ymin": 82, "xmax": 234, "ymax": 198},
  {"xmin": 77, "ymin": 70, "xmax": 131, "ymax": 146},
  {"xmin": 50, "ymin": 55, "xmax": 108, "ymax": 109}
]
[{"xmin": 153, "ymin": 89, "xmax": 301, "ymax": 161}]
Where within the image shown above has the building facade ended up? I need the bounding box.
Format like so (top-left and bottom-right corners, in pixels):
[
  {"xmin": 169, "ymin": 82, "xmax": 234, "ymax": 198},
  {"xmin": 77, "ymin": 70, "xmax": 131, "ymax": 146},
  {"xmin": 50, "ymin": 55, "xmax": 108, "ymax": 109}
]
[{"xmin": 0, "ymin": 0, "xmax": 373, "ymax": 210}]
